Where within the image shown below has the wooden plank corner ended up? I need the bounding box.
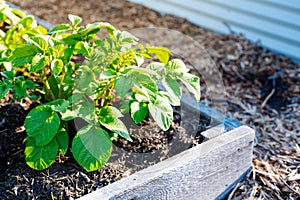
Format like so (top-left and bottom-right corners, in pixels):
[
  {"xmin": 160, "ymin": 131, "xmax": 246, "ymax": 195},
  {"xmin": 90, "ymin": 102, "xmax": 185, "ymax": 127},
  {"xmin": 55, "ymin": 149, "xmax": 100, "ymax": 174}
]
[{"xmin": 79, "ymin": 125, "xmax": 255, "ymax": 200}]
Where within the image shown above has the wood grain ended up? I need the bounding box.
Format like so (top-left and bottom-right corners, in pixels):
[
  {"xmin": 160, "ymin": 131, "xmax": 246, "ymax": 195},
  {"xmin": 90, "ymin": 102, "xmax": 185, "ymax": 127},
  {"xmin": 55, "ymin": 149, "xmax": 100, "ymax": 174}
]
[{"xmin": 79, "ymin": 125, "xmax": 255, "ymax": 200}]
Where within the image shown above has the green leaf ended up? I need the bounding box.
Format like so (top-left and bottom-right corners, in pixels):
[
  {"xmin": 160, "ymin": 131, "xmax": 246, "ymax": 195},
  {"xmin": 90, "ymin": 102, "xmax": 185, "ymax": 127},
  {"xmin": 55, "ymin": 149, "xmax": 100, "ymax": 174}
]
[
  {"xmin": 62, "ymin": 48, "xmax": 74, "ymax": 63},
  {"xmin": 146, "ymin": 45, "xmax": 171, "ymax": 65},
  {"xmin": 55, "ymin": 128, "xmax": 69, "ymax": 155},
  {"xmin": 167, "ymin": 59, "xmax": 189, "ymax": 73},
  {"xmin": 100, "ymin": 69, "xmax": 117, "ymax": 79},
  {"xmin": 80, "ymin": 22, "xmax": 115, "ymax": 36},
  {"xmin": 114, "ymin": 76, "xmax": 132, "ymax": 99},
  {"xmin": 45, "ymin": 99, "xmax": 70, "ymax": 113},
  {"xmin": 72, "ymin": 125, "xmax": 112, "ymax": 172},
  {"xmin": 13, "ymin": 78, "xmax": 26, "ymax": 101},
  {"xmin": 131, "ymin": 68, "xmax": 159, "ymax": 77},
  {"xmin": 162, "ymin": 77, "xmax": 181, "ymax": 106},
  {"xmin": 68, "ymin": 14, "xmax": 82, "ymax": 27},
  {"xmin": 25, "ymin": 79, "xmax": 38, "ymax": 89},
  {"xmin": 98, "ymin": 106, "xmax": 132, "ymax": 141},
  {"xmin": 79, "ymin": 23, "xmax": 101, "ymax": 36},
  {"xmin": 179, "ymin": 73, "xmax": 200, "ymax": 101},
  {"xmin": 49, "ymin": 24, "xmax": 72, "ymax": 34},
  {"xmin": 71, "ymin": 92, "xmax": 96, "ymax": 119},
  {"xmin": 132, "ymin": 91, "xmax": 148, "ymax": 102},
  {"xmin": 119, "ymin": 99, "xmax": 130, "ymax": 114},
  {"xmin": 148, "ymin": 94, "xmax": 173, "ymax": 131},
  {"xmin": 28, "ymin": 92, "xmax": 40, "ymax": 101},
  {"xmin": 0, "ymin": 79, "xmax": 11, "ymax": 99},
  {"xmin": 76, "ymin": 65, "xmax": 95, "ymax": 90},
  {"xmin": 37, "ymin": 25, "xmax": 48, "ymax": 34},
  {"xmin": 29, "ymin": 36, "xmax": 48, "ymax": 51},
  {"xmin": 75, "ymin": 41, "xmax": 89, "ymax": 56},
  {"xmin": 130, "ymin": 101, "xmax": 148, "ymax": 124},
  {"xmin": 147, "ymin": 62, "xmax": 164, "ymax": 74},
  {"xmin": 134, "ymin": 53, "xmax": 144, "ymax": 67},
  {"xmin": 97, "ymin": 22, "xmax": 116, "ymax": 32},
  {"xmin": 11, "ymin": 45, "xmax": 39, "ymax": 66},
  {"xmin": 25, "ymin": 137, "xmax": 58, "ymax": 170},
  {"xmin": 111, "ymin": 120, "xmax": 132, "ymax": 142},
  {"xmin": 51, "ymin": 59, "xmax": 63, "ymax": 76},
  {"xmin": 47, "ymin": 75, "xmax": 59, "ymax": 98},
  {"xmin": 25, "ymin": 105, "xmax": 60, "ymax": 146},
  {"xmin": 160, "ymin": 91, "xmax": 179, "ymax": 106},
  {"xmin": 62, "ymin": 33, "xmax": 83, "ymax": 46},
  {"xmin": 74, "ymin": 100, "xmax": 96, "ymax": 122},
  {"xmin": 135, "ymin": 84, "xmax": 157, "ymax": 104},
  {"xmin": 30, "ymin": 54, "xmax": 48, "ymax": 73},
  {"xmin": 131, "ymin": 72, "xmax": 158, "ymax": 104},
  {"xmin": 0, "ymin": 55, "xmax": 8, "ymax": 63},
  {"xmin": 0, "ymin": 71, "xmax": 14, "ymax": 80},
  {"xmin": 11, "ymin": 6, "xmax": 26, "ymax": 18},
  {"xmin": 61, "ymin": 109, "xmax": 76, "ymax": 121},
  {"xmin": 19, "ymin": 16, "xmax": 34, "ymax": 28},
  {"xmin": 98, "ymin": 106, "xmax": 123, "ymax": 122},
  {"xmin": 122, "ymin": 37, "xmax": 136, "ymax": 44},
  {"xmin": 2, "ymin": 62, "xmax": 12, "ymax": 71}
]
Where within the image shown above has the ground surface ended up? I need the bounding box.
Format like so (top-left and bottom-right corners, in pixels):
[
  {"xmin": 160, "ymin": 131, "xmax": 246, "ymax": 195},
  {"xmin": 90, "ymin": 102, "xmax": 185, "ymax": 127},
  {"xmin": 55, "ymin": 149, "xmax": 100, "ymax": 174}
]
[{"xmin": 3, "ymin": 0, "xmax": 300, "ymax": 199}]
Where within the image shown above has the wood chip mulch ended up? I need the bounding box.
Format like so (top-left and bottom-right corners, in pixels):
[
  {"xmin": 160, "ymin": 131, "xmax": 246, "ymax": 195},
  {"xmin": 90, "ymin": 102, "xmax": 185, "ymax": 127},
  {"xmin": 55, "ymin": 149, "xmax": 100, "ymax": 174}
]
[{"xmin": 5, "ymin": 0, "xmax": 300, "ymax": 199}]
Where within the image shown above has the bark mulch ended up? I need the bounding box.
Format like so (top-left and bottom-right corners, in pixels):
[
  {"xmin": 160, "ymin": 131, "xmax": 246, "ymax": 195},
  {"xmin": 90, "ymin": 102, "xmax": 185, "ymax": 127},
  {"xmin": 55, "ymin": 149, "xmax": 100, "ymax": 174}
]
[{"xmin": 4, "ymin": 0, "xmax": 300, "ymax": 199}]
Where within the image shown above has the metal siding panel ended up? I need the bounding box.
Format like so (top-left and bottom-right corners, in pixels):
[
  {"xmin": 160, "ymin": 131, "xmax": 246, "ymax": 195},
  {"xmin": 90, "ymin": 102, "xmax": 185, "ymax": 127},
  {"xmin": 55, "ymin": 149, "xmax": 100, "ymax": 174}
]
[
  {"xmin": 129, "ymin": 0, "xmax": 231, "ymax": 33},
  {"xmin": 128, "ymin": 0, "xmax": 177, "ymax": 15},
  {"xmin": 161, "ymin": 0, "xmax": 300, "ymax": 46},
  {"xmin": 227, "ymin": 24, "xmax": 300, "ymax": 59},
  {"xmin": 251, "ymin": 0, "xmax": 300, "ymax": 11},
  {"xmin": 128, "ymin": 0, "xmax": 300, "ymax": 60},
  {"xmin": 207, "ymin": 0, "xmax": 300, "ymax": 28}
]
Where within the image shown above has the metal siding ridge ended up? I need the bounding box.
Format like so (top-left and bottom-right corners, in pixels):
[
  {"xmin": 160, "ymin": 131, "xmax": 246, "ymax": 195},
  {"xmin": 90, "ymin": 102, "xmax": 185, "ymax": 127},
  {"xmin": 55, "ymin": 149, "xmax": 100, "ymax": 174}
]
[
  {"xmin": 160, "ymin": 0, "xmax": 300, "ymax": 46},
  {"xmin": 250, "ymin": 0, "xmax": 300, "ymax": 12},
  {"xmin": 176, "ymin": 6, "xmax": 300, "ymax": 59},
  {"xmin": 201, "ymin": 0, "xmax": 300, "ymax": 30}
]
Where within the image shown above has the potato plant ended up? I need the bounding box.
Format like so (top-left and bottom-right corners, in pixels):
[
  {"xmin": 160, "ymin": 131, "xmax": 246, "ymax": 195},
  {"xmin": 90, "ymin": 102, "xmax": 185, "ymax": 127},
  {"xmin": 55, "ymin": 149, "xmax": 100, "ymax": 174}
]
[{"xmin": 0, "ymin": 2, "xmax": 200, "ymax": 172}]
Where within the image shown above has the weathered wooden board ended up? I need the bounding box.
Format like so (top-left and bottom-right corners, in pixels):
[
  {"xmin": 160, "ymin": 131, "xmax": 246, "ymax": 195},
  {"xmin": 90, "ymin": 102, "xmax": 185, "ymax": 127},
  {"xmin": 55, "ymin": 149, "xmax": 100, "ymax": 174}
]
[{"xmin": 79, "ymin": 125, "xmax": 254, "ymax": 200}]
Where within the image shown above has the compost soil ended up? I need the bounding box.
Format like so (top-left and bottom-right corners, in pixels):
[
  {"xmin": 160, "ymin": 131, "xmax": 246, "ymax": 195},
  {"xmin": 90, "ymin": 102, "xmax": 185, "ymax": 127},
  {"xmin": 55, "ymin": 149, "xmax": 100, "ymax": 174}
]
[{"xmin": 2, "ymin": 0, "xmax": 300, "ymax": 199}]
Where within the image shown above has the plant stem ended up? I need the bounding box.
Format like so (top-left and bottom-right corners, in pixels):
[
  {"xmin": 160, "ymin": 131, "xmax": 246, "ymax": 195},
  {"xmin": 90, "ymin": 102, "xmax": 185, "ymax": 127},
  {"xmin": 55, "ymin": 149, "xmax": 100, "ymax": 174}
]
[
  {"xmin": 41, "ymin": 68, "xmax": 56, "ymax": 100},
  {"xmin": 44, "ymin": 79, "xmax": 56, "ymax": 100},
  {"xmin": 58, "ymin": 72, "xmax": 65, "ymax": 99},
  {"xmin": 98, "ymin": 84, "xmax": 113, "ymax": 107}
]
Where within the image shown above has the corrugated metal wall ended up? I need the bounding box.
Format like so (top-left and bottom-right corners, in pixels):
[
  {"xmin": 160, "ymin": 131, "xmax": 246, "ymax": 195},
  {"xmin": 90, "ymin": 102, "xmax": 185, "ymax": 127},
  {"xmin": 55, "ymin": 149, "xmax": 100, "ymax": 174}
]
[{"xmin": 129, "ymin": 0, "xmax": 300, "ymax": 61}]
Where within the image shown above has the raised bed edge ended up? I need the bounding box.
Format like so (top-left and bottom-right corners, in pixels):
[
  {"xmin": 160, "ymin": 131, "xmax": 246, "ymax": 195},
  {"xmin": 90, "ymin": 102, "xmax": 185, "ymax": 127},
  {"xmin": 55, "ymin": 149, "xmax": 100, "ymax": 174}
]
[{"xmin": 79, "ymin": 125, "xmax": 254, "ymax": 200}]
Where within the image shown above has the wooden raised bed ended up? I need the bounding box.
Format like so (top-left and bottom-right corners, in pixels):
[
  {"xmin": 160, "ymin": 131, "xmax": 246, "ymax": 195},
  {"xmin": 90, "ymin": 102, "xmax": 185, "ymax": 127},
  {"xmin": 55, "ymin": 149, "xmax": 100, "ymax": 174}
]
[{"xmin": 78, "ymin": 100, "xmax": 255, "ymax": 200}]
